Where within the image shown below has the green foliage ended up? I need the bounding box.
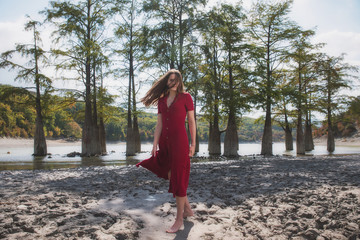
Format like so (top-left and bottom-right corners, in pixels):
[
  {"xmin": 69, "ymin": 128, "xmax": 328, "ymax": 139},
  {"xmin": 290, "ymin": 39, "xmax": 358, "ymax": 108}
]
[
  {"xmin": 315, "ymin": 54, "xmax": 358, "ymax": 115},
  {"xmin": 105, "ymin": 117, "xmax": 127, "ymax": 141},
  {"xmin": 0, "ymin": 85, "xmax": 35, "ymax": 137},
  {"xmin": 247, "ymin": 0, "xmax": 301, "ymax": 110},
  {"xmin": 141, "ymin": 0, "xmax": 206, "ymax": 80},
  {"xmin": 316, "ymin": 96, "xmax": 360, "ymax": 138},
  {"xmin": 0, "ymin": 85, "xmax": 78, "ymax": 139},
  {"xmin": 348, "ymin": 96, "xmax": 360, "ymax": 119}
]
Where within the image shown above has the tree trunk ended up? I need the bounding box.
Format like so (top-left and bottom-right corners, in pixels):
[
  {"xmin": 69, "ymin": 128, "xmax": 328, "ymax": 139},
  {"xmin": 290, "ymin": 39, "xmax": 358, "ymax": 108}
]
[
  {"xmin": 82, "ymin": 1, "xmax": 100, "ymax": 157},
  {"xmin": 125, "ymin": 11, "xmax": 139, "ymax": 156},
  {"xmin": 208, "ymin": 98, "xmax": 221, "ymax": 155},
  {"xmin": 82, "ymin": 72, "xmax": 94, "ymax": 156},
  {"xmin": 209, "ymin": 55, "xmax": 221, "ymax": 155},
  {"xmin": 285, "ymin": 125, "xmax": 293, "ymax": 151},
  {"xmin": 195, "ymin": 130, "xmax": 199, "ymax": 153},
  {"xmin": 132, "ymin": 72, "xmax": 141, "ymax": 153},
  {"xmin": 296, "ymin": 65, "xmax": 305, "ymax": 155},
  {"xmin": 178, "ymin": 6, "xmax": 184, "ymax": 73},
  {"xmin": 296, "ymin": 113, "xmax": 305, "ymax": 155},
  {"xmin": 208, "ymin": 122, "xmax": 221, "ymax": 155},
  {"xmin": 126, "ymin": 127, "xmax": 136, "ymax": 156},
  {"xmin": 33, "ymin": 31, "xmax": 47, "ymax": 156},
  {"xmin": 284, "ymin": 111, "xmax": 293, "ymax": 151},
  {"xmin": 169, "ymin": 13, "xmax": 176, "ymax": 69},
  {"xmin": 304, "ymin": 90, "xmax": 314, "ymax": 151},
  {"xmin": 224, "ymin": 111, "xmax": 238, "ymax": 157},
  {"xmin": 81, "ymin": 74, "xmax": 98, "ymax": 156},
  {"xmin": 34, "ymin": 88, "xmax": 47, "ymax": 156},
  {"xmin": 92, "ymin": 66, "xmax": 101, "ymax": 155},
  {"xmin": 126, "ymin": 84, "xmax": 135, "ymax": 156},
  {"xmin": 126, "ymin": 38, "xmax": 135, "ymax": 155},
  {"xmin": 261, "ymin": 39, "xmax": 273, "ymax": 156},
  {"xmin": 208, "ymin": 123, "xmax": 213, "ymax": 153},
  {"xmin": 98, "ymin": 67, "xmax": 106, "ymax": 154},
  {"xmin": 224, "ymin": 51, "xmax": 238, "ymax": 157},
  {"xmin": 129, "ymin": 3, "xmax": 141, "ymax": 154},
  {"xmin": 327, "ymin": 124, "xmax": 335, "ymax": 152},
  {"xmin": 133, "ymin": 116, "xmax": 141, "ymax": 153},
  {"xmin": 34, "ymin": 110, "xmax": 47, "ymax": 156},
  {"xmin": 304, "ymin": 108, "xmax": 314, "ymax": 150},
  {"xmin": 261, "ymin": 100, "xmax": 273, "ymax": 156},
  {"xmin": 304, "ymin": 119, "xmax": 314, "ymax": 151},
  {"xmin": 92, "ymin": 118, "xmax": 100, "ymax": 156},
  {"xmin": 327, "ymin": 106, "xmax": 335, "ymax": 152},
  {"xmin": 194, "ymin": 92, "xmax": 199, "ymax": 153},
  {"xmin": 99, "ymin": 116, "xmax": 106, "ymax": 154}
]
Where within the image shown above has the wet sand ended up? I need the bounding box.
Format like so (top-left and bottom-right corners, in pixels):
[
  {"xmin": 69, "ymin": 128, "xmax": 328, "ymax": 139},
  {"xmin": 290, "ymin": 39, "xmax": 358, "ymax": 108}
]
[{"xmin": 1, "ymin": 154, "xmax": 360, "ymax": 239}]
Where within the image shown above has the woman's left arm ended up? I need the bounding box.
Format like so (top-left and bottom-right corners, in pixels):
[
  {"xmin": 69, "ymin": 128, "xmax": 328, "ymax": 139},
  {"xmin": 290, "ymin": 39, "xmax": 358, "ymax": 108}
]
[{"xmin": 187, "ymin": 110, "xmax": 196, "ymax": 157}]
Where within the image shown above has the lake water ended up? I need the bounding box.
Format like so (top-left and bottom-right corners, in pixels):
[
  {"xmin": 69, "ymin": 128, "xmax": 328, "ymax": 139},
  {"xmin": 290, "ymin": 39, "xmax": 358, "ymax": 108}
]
[{"xmin": 1, "ymin": 142, "xmax": 360, "ymax": 171}]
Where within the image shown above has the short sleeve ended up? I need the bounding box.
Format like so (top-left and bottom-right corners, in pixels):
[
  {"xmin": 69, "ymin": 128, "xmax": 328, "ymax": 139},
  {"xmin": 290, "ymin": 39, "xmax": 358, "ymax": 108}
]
[{"xmin": 185, "ymin": 93, "xmax": 194, "ymax": 112}]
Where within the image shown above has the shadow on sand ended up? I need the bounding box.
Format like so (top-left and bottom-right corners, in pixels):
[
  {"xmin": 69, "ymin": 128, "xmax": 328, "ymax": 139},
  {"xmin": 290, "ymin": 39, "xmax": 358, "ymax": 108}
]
[{"xmin": 173, "ymin": 220, "xmax": 194, "ymax": 240}]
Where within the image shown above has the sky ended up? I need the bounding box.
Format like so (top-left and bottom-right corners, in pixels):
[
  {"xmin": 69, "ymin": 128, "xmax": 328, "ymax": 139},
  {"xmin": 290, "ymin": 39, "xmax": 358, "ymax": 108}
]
[{"xmin": 0, "ymin": 0, "xmax": 360, "ymax": 116}]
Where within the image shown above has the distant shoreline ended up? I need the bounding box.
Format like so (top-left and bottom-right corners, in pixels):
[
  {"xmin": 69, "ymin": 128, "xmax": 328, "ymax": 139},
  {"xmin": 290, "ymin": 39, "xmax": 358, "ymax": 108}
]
[
  {"xmin": 0, "ymin": 137, "xmax": 81, "ymax": 148},
  {"xmin": 313, "ymin": 135, "xmax": 360, "ymax": 146},
  {"xmin": 1, "ymin": 136, "xmax": 359, "ymax": 148}
]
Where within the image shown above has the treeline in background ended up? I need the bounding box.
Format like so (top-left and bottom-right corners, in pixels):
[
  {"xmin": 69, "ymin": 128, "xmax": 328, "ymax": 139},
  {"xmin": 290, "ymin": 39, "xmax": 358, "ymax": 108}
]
[
  {"xmin": 0, "ymin": 0, "xmax": 359, "ymax": 157},
  {"xmin": 1, "ymin": 85, "xmax": 359, "ymax": 144},
  {"xmin": 0, "ymin": 84, "xmax": 285, "ymax": 142}
]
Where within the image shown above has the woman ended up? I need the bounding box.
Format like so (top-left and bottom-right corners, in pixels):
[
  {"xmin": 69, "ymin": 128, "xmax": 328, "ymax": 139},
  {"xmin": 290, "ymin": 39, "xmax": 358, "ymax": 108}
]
[{"xmin": 136, "ymin": 69, "xmax": 196, "ymax": 233}]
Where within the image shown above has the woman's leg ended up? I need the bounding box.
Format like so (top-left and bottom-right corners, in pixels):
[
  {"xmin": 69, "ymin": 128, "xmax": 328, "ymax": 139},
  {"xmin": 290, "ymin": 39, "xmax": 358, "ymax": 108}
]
[
  {"xmin": 166, "ymin": 170, "xmax": 193, "ymax": 232},
  {"xmin": 166, "ymin": 196, "xmax": 185, "ymax": 233},
  {"xmin": 183, "ymin": 196, "xmax": 194, "ymax": 217},
  {"xmin": 168, "ymin": 170, "xmax": 193, "ymax": 216}
]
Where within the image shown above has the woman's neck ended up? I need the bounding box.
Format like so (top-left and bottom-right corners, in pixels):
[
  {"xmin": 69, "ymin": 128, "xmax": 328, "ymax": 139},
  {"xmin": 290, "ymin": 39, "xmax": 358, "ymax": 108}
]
[{"xmin": 168, "ymin": 90, "xmax": 177, "ymax": 98}]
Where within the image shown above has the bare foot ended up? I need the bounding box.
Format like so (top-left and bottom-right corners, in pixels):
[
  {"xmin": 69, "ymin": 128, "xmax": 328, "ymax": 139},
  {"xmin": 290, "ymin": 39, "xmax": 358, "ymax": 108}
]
[
  {"xmin": 183, "ymin": 209, "xmax": 194, "ymax": 218},
  {"xmin": 166, "ymin": 218, "xmax": 183, "ymax": 233}
]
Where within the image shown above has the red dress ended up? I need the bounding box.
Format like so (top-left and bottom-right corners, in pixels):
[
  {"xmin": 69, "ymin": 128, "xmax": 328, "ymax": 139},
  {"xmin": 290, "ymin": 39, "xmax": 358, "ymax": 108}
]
[{"xmin": 136, "ymin": 92, "xmax": 194, "ymax": 197}]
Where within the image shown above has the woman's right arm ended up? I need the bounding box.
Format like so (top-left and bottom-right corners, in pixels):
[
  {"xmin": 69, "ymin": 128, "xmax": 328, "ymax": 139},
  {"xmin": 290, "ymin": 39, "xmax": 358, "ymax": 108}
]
[{"xmin": 152, "ymin": 113, "xmax": 162, "ymax": 156}]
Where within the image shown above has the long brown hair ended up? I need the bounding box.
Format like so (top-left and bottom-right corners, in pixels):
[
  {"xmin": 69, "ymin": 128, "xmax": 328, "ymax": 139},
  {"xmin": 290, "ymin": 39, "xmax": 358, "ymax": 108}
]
[{"xmin": 141, "ymin": 69, "xmax": 185, "ymax": 106}]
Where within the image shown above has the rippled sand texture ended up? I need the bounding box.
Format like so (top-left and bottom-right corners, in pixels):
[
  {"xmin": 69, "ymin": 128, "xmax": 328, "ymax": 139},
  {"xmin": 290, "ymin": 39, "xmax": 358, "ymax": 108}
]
[{"xmin": 1, "ymin": 154, "xmax": 360, "ymax": 239}]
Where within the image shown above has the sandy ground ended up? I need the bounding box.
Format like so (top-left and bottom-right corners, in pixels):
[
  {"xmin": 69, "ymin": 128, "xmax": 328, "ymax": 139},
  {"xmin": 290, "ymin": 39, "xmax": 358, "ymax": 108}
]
[
  {"xmin": 313, "ymin": 135, "xmax": 360, "ymax": 146},
  {"xmin": 0, "ymin": 138, "xmax": 82, "ymax": 148},
  {"xmin": 1, "ymin": 154, "xmax": 360, "ymax": 240}
]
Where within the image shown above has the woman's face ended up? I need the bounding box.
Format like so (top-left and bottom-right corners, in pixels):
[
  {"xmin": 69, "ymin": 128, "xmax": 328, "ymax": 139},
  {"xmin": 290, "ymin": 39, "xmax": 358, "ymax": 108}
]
[{"xmin": 167, "ymin": 73, "xmax": 179, "ymax": 91}]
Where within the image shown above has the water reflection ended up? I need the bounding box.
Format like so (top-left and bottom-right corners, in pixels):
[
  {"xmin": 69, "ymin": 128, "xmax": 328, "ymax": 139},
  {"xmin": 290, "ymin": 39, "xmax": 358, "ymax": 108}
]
[
  {"xmin": 33, "ymin": 156, "xmax": 46, "ymax": 170},
  {"xmin": 80, "ymin": 156, "xmax": 106, "ymax": 168}
]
